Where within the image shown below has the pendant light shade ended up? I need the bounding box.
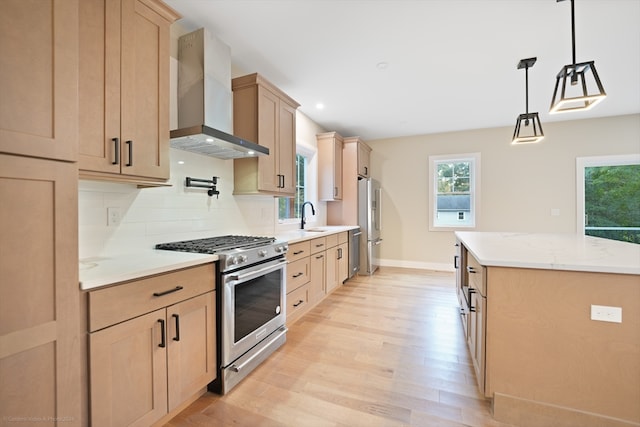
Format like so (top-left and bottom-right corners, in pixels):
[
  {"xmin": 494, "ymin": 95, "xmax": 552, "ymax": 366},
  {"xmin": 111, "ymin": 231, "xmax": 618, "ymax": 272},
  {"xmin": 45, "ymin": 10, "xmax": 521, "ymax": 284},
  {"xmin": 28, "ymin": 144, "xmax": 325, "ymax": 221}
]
[
  {"xmin": 550, "ymin": 0, "xmax": 606, "ymax": 114},
  {"xmin": 513, "ymin": 57, "xmax": 544, "ymax": 145}
]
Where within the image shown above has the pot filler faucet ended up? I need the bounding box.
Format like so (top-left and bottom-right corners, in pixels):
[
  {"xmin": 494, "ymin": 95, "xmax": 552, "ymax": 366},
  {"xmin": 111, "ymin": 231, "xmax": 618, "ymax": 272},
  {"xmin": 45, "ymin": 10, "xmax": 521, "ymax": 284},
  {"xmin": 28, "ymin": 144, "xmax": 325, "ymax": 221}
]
[{"xmin": 300, "ymin": 201, "xmax": 315, "ymax": 229}]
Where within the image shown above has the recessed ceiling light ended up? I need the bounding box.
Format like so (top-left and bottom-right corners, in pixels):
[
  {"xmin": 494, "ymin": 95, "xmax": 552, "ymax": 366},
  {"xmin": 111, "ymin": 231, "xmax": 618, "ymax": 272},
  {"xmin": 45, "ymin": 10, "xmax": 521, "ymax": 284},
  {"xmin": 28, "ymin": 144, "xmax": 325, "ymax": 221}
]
[
  {"xmin": 376, "ymin": 62, "xmax": 388, "ymax": 70},
  {"xmin": 316, "ymin": 103, "xmax": 324, "ymax": 110}
]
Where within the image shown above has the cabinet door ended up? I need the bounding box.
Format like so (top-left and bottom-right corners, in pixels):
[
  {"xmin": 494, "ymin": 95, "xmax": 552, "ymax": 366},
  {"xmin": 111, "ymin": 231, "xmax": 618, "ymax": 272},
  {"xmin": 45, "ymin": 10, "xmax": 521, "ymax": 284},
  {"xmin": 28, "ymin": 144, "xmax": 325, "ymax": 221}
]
[
  {"xmin": 79, "ymin": 0, "xmax": 122, "ymax": 173},
  {"xmin": 0, "ymin": 0, "xmax": 78, "ymax": 161},
  {"xmin": 90, "ymin": 309, "xmax": 168, "ymax": 427},
  {"xmin": 120, "ymin": 0, "xmax": 170, "ymax": 180},
  {"xmin": 338, "ymin": 242, "xmax": 349, "ymax": 284},
  {"xmin": 278, "ymin": 100, "xmax": 297, "ymax": 195},
  {"xmin": 0, "ymin": 155, "xmax": 80, "ymax": 426},
  {"xmin": 318, "ymin": 133, "xmax": 343, "ymax": 201},
  {"xmin": 357, "ymin": 142, "xmax": 371, "ymax": 178},
  {"xmin": 167, "ymin": 292, "xmax": 216, "ymax": 411},
  {"xmin": 325, "ymin": 246, "xmax": 339, "ymax": 293},
  {"xmin": 256, "ymin": 87, "xmax": 280, "ymax": 193},
  {"xmin": 309, "ymin": 251, "xmax": 326, "ymax": 305},
  {"xmin": 469, "ymin": 292, "xmax": 486, "ymax": 394}
]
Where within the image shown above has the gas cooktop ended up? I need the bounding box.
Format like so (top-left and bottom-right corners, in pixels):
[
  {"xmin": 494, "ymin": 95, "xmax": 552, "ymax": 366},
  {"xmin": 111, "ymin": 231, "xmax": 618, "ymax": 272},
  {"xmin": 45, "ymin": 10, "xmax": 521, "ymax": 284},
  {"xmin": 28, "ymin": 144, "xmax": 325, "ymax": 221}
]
[{"xmin": 155, "ymin": 235, "xmax": 276, "ymax": 254}]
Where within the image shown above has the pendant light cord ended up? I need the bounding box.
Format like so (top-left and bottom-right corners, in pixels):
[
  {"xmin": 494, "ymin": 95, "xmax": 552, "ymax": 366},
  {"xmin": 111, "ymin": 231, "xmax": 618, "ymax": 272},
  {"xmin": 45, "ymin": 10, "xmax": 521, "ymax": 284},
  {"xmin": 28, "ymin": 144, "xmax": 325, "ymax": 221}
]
[
  {"xmin": 525, "ymin": 66, "xmax": 529, "ymax": 114},
  {"xmin": 570, "ymin": 0, "xmax": 576, "ymax": 66}
]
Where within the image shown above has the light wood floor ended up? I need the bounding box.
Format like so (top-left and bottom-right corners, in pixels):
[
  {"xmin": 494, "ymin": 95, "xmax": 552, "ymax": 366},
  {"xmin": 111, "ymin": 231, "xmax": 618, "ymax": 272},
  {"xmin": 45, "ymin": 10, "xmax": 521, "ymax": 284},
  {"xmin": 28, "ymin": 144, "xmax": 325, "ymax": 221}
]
[{"xmin": 165, "ymin": 267, "xmax": 515, "ymax": 427}]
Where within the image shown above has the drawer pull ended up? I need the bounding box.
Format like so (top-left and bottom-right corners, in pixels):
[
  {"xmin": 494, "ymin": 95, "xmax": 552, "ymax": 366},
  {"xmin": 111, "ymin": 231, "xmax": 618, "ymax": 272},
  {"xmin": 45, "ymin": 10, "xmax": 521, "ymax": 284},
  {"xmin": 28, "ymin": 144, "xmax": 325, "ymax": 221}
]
[
  {"xmin": 153, "ymin": 286, "xmax": 184, "ymax": 297},
  {"xmin": 293, "ymin": 299, "xmax": 304, "ymax": 307},
  {"xmin": 467, "ymin": 266, "xmax": 477, "ymax": 273},
  {"xmin": 292, "ymin": 272, "xmax": 304, "ymax": 278},
  {"xmin": 315, "ymin": 255, "xmax": 324, "ymax": 259},
  {"xmin": 315, "ymin": 243, "xmax": 324, "ymax": 248},
  {"xmin": 172, "ymin": 314, "xmax": 180, "ymax": 342},
  {"xmin": 158, "ymin": 319, "xmax": 166, "ymax": 348},
  {"xmin": 293, "ymin": 250, "xmax": 304, "ymax": 255}
]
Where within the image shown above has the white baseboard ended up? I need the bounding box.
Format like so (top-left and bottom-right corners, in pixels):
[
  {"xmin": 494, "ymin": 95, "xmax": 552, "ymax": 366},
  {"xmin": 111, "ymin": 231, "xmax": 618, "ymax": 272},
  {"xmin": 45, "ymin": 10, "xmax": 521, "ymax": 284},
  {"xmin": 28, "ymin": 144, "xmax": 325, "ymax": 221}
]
[{"xmin": 378, "ymin": 258, "xmax": 454, "ymax": 273}]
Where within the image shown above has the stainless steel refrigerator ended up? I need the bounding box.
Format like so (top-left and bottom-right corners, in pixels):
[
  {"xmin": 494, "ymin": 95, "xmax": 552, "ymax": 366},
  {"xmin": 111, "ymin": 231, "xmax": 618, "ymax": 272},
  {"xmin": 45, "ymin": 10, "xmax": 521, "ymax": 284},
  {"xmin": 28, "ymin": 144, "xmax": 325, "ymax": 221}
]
[{"xmin": 358, "ymin": 178, "xmax": 382, "ymax": 275}]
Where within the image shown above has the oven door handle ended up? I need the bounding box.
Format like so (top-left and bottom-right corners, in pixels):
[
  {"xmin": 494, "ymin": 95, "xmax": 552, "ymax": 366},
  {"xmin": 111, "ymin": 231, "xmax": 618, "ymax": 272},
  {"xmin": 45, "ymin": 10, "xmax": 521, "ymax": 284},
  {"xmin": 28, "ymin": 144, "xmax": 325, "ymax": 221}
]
[
  {"xmin": 230, "ymin": 326, "xmax": 288, "ymax": 373},
  {"xmin": 228, "ymin": 259, "xmax": 286, "ymax": 283}
]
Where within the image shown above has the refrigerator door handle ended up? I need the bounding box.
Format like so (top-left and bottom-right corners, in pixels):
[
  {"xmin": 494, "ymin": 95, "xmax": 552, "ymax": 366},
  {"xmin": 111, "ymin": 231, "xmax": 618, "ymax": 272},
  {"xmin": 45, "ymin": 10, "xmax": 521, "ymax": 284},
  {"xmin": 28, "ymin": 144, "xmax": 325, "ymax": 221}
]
[
  {"xmin": 375, "ymin": 188, "xmax": 382, "ymax": 231},
  {"xmin": 374, "ymin": 239, "xmax": 383, "ymax": 245}
]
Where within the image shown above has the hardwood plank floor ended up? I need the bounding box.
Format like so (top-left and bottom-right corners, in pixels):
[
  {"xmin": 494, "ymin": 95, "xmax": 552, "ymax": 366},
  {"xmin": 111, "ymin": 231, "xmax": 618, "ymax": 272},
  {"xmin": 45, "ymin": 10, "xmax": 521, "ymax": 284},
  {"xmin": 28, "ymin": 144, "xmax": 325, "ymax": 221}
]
[{"xmin": 165, "ymin": 267, "xmax": 515, "ymax": 427}]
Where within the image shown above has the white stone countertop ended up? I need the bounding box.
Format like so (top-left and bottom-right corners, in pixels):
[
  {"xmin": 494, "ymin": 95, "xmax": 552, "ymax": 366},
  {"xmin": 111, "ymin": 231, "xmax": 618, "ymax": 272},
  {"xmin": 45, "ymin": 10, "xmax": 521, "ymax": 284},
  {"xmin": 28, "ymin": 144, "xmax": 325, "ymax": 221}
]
[
  {"xmin": 79, "ymin": 226, "xmax": 359, "ymax": 291},
  {"xmin": 455, "ymin": 232, "xmax": 640, "ymax": 275},
  {"xmin": 79, "ymin": 250, "xmax": 217, "ymax": 291},
  {"xmin": 275, "ymin": 225, "xmax": 359, "ymax": 244}
]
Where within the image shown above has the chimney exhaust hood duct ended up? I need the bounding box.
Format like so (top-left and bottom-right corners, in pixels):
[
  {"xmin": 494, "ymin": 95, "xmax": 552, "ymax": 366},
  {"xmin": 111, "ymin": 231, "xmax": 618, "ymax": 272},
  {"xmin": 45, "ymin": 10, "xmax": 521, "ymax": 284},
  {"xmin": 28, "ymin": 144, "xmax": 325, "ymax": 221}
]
[{"xmin": 170, "ymin": 28, "xmax": 268, "ymax": 159}]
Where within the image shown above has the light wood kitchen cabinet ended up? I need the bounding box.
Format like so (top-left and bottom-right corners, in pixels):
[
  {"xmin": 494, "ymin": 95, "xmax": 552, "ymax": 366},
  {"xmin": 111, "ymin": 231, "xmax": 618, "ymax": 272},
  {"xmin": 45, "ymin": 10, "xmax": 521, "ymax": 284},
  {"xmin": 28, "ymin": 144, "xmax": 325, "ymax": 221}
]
[
  {"xmin": 88, "ymin": 264, "xmax": 216, "ymax": 427},
  {"xmin": 317, "ymin": 132, "xmax": 344, "ymax": 201},
  {"xmin": 1, "ymin": 1, "xmax": 82, "ymax": 424},
  {"xmin": 0, "ymin": 155, "xmax": 81, "ymax": 426},
  {"xmin": 286, "ymin": 240, "xmax": 311, "ymax": 325},
  {"xmin": 325, "ymin": 232, "xmax": 349, "ymax": 293},
  {"xmin": 354, "ymin": 137, "xmax": 372, "ymax": 178},
  {"xmin": 78, "ymin": 0, "xmax": 179, "ymax": 184},
  {"xmin": 309, "ymin": 238, "xmax": 327, "ymax": 305},
  {"xmin": 466, "ymin": 253, "xmax": 486, "ymax": 394},
  {"xmin": 232, "ymin": 73, "xmax": 300, "ymax": 196},
  {"xmin": 327, "ymin": 137, "xmax": 372, "ymax": 225}
]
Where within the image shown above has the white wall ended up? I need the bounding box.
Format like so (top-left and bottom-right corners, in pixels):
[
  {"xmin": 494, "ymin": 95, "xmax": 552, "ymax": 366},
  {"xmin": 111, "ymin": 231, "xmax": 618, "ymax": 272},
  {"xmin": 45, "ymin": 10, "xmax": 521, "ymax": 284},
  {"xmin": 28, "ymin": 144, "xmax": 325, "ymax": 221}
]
[{"xmin": 367, "ymin": 114, "xmax": 640, "ymax": 271}]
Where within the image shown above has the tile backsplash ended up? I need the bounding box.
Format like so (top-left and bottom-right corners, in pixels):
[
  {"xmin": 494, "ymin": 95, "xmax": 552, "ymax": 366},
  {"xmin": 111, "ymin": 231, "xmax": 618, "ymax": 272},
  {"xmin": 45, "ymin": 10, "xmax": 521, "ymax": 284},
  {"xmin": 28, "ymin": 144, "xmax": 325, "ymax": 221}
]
[{"xmin": 79, "ymin": 148, "xmax": 278, "ymax": 259}]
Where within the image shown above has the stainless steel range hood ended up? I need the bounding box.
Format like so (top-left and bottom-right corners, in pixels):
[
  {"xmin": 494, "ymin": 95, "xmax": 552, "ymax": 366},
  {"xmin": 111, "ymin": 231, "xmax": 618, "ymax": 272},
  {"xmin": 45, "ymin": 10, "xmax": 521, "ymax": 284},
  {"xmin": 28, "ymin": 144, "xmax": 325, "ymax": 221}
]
[{"xmin": 170, "ymin": 28, "xmax": 268, "ymax": 159}]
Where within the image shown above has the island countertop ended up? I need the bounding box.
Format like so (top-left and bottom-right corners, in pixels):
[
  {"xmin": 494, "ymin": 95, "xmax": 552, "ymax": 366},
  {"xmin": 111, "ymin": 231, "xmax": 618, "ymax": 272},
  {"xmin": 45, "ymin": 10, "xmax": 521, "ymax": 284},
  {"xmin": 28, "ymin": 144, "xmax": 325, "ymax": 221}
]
[{"xmin": 455, "ymin": 232, "xmax": 640, "ymax": 275}]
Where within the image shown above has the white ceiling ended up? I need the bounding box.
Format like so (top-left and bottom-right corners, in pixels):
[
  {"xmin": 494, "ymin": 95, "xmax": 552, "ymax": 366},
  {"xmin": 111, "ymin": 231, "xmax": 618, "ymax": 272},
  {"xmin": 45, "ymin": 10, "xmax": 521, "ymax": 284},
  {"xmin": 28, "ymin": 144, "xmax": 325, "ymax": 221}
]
[{"xmin": 165, "ymin": 0, "xmax": 640, "ymax": 141}]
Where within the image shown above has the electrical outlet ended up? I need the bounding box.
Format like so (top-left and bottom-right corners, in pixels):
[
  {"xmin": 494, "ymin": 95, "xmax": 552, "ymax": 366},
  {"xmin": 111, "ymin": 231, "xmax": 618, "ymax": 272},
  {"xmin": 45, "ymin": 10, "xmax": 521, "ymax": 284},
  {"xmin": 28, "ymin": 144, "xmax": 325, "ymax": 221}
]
[
  {"xmin": 107, "ymin": 207, "xmax": 121, "ymax": 227},
  {"xmin": 590, "ymin": 305, "xmax": 622, "ymax": 323}
]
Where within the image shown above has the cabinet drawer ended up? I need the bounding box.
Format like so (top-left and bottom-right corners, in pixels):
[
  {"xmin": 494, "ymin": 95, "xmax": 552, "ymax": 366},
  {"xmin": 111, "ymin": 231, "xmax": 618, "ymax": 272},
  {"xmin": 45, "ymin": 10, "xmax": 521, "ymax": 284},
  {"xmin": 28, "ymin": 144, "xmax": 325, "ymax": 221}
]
[
  {"xmin": 287, "ymin": 240, "xmax": 311, "ymax": 262},
  {"xmin": 325, "ymin": 233, "xmax": 338, "ymax": 248},
  {"xmin": 310, "ymin": 237, "xmax": 327, "ymax": 254},
  {"xmin": 286, "ymin": 282, "xmax": 309, "ymax": 324},
  {"xmin": 338, "ymin": 231, "xmax": 348, "ymax": 245},
  {"xmin": 89, "ymin": 263, "xmax": 216, "ymax": 332},
  {"xmin": 287, "ymin": 257, "xmax": 309, "ymax": 293},
  {"xmin": 467, "ymin": 254, "xmax": 486, "ymax": 295}
]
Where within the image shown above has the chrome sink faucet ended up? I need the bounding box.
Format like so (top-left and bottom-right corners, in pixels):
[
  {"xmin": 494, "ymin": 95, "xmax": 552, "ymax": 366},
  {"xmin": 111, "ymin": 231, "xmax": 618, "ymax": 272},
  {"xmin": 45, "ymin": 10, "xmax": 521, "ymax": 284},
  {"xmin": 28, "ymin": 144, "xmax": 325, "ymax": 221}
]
[{"xmin": 300, "ymin": 201, "xmax": 315, "ymax": 229}]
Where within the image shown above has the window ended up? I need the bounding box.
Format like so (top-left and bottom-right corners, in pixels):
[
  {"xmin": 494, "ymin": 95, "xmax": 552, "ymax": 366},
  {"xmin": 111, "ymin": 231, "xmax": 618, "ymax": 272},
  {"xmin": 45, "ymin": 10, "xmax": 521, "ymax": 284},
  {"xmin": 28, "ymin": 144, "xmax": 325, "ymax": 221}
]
[
  {"xmin": 577, "ymin": 154, "xmax": 640, "ymax": 244},
  {"xmin": 429, "ymin": 153, "xmax": 480, "ymax": 230},
  {"xmin": 279, "ymin": 153, "xmax": 307, "ymax": 220}
]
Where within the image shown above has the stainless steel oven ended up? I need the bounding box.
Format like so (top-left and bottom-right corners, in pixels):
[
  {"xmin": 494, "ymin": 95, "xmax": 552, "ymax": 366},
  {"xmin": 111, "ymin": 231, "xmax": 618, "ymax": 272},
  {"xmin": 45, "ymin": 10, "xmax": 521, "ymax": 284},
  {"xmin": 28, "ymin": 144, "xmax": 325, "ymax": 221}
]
[
  {"xmin": 220, "ymin": 256, "xmax": 287, "ymax": 392},
  {"xmin": 156, "ymin": 235, "xmax": 288, "ymax": 394}
]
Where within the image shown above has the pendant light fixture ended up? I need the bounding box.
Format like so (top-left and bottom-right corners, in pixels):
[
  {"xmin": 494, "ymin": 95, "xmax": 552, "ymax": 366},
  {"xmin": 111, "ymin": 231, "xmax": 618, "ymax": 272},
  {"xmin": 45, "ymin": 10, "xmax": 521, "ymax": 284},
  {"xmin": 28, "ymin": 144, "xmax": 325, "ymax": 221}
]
[
  {"xmin": 550, "ymin": 0, "xmax": 606, "ymax": 113},
  {"xmin": 513, "ymin": 57, "xmax": 544, "ymax": 145}
]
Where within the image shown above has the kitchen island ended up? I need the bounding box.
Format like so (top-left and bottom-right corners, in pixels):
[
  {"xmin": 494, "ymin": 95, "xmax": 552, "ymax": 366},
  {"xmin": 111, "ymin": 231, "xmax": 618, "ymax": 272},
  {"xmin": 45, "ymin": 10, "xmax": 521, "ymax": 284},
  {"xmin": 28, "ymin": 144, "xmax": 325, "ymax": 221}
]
[{"xmin": 455, "ymin": 232, "xmax": 640, "ymax": 427}]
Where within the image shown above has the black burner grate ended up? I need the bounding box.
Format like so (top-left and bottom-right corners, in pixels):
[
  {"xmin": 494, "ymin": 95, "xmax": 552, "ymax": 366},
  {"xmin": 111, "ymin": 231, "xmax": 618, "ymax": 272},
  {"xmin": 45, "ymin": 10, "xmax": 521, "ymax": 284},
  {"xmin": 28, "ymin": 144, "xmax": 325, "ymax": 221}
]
[{"xmin": 155, "ymin": 235, "xmax": 275, "ymax": 254}]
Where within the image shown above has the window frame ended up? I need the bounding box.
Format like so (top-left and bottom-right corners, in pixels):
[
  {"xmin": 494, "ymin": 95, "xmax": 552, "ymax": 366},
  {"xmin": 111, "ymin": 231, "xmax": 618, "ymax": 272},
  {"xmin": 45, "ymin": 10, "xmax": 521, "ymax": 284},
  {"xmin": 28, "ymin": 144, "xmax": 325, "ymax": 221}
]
[
  {"xmin": 576, "ymin": 153, "xmax": 640, "ymax": 236},
  {"xmin": 277, "ymin": 143, "xmax": 316, "ymax": 224},
  {"xmin": 428, "ymin": 152, "xmax": 481, "ymax": 231}
]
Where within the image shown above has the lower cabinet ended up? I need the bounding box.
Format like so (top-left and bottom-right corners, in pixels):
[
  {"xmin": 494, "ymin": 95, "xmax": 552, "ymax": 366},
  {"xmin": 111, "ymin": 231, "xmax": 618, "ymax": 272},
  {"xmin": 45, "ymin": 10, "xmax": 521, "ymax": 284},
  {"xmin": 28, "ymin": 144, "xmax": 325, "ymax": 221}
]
[
  {"xmin": 286, "ymin": 240, "xmax": 311, "ymax": 325},
  {"xmin": 88, "ymin": 264, "xmax": 216, "ymax": 427},
  {"xmin": 326, "ymin": 232, "xmax": 349, "ymax": 293},
  {"xmin": 285, "ymin": 232, "xmax": 351, "ymax": 325}
]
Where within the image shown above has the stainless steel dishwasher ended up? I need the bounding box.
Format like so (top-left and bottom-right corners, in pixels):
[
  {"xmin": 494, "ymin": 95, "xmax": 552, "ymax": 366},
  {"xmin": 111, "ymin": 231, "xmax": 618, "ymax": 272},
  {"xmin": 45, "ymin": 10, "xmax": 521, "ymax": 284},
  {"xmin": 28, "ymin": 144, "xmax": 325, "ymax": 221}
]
[{"xmin": 348, "ymin": 228, "xmax": 362, "ymax": 278}]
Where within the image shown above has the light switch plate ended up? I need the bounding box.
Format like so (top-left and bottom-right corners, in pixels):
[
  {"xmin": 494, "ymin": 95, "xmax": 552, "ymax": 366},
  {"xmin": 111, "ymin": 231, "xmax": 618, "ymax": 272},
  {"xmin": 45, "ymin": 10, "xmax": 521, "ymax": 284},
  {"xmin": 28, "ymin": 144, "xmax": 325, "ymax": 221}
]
[{"xmin": 591, "ymin": 304, "xmax": 622, "ymax": 323}]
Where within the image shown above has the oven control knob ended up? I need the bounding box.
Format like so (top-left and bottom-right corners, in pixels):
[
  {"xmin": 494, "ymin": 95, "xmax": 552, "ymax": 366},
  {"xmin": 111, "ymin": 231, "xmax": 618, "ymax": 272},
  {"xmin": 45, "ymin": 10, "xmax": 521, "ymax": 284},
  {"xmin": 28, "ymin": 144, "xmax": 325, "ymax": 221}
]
[
  {"xmin": 275, "ymin": 246, "xmax": 283, "ymax": 253},
  {"xmin": 238, "ymin": 255, "xmax": 248, "ymax": 263},
  {"xmin": 229, "ymin": 256, "xmax": 239, "ymax": 265},
  {"xmin": 258, "ymin": 249, "xmax": 268, "ymax": 257}
]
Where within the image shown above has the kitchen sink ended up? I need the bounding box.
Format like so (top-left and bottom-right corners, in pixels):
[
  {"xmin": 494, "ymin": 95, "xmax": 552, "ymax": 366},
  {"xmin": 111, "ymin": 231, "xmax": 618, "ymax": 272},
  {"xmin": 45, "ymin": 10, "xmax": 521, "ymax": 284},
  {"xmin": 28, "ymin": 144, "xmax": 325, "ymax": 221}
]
[{"xmin": 304, "ymin": 228, "xmax": 326, "ymax": 232}]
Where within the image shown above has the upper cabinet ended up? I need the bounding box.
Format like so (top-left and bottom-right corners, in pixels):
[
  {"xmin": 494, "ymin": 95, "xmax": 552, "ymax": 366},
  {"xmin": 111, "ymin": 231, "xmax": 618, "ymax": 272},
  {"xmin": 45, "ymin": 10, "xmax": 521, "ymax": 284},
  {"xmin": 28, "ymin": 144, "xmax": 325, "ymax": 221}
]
[
  {"xmin": 78, "ymin": 0, "xmax": 179, "ymax": 184},
  {"xmin": 317, "ymin": 132, "xmax": 344, "ymax": 201},
  {"xmin": 232, "ymin": 73, "xmax": 300, "ymax": 196},
  {"xmin": 351, "ymin": 137, "xmax": 372, "ymax": 178},
  {"xmin": 327, "ymin": 136, "xmax": 373, "ymax": 225},
  {"xmin": 0, "ymin": 0, "xmax": 78, "ymax": 162}
]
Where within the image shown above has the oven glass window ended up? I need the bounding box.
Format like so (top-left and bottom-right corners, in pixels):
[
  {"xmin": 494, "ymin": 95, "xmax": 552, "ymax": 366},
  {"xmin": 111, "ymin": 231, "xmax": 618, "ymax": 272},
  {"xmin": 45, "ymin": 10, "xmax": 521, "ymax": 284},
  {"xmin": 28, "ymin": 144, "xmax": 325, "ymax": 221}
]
[{"xmin": 234, "ymin": 269, "xmax": 282, "ymax": 343}]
